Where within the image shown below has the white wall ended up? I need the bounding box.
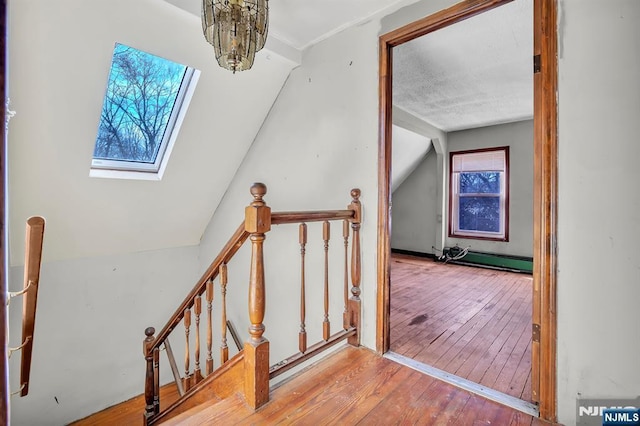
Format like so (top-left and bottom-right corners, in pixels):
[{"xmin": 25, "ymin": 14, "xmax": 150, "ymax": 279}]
[
  {"xmin": 392, "ymin": 106, "xmax": 449, "ymax": 252},
  {"xmin": 391, "ymin": 149, "xmax": 438, "ymax": 253},
  {"xmin": 8, "ymin": 246, "xmax": 199, "ymax": 426},
  {"xmin": 556, "ymin": 1, "xmax": 640, "ymax": 424},
  {"xmin": 198, "ymin": 16, "xmax": 385, "ymax": 359},
  {"xmin": 391, "ymin": 125, "xmax": 431, "ymax": 192},
  {"xmin": 446, "ymin": 120, "xmax": 534, "ymax": 257},
  {"xmin": 8, "ymin": 0, "xmax": 293, "ymax": 265}
]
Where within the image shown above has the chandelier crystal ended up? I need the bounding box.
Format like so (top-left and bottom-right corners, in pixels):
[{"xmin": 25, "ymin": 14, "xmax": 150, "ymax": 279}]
[{"xmin": 202, "ymin": 0, "xmax": 269, "ymax": 73}]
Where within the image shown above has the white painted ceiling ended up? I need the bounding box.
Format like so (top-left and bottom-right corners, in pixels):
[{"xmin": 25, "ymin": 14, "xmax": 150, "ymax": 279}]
[
  {"xmin": 393, "ymin": 0, "xmax": 533, "ymax": 132},
  {"xmin": 167, "ymin": 0, "xmax": 533, "ymax": 133},
  {"xmin": 163, "ymin": 0, "xmax": 410, "ymax": 50}
]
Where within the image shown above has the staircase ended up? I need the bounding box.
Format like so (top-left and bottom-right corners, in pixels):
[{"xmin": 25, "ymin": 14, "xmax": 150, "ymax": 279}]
[{"xmin": 141, "ymin": 183, "xmax": 362, "ymax": 424}]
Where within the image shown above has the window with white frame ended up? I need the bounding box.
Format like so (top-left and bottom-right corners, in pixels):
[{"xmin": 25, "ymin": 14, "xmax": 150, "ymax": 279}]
[
  {"xmin": 91, "ymin": 43, "xmax": 200, "ymax": 180},
  {"xmin": 449, "ymin": 147, "xmax": 509, "ymax": 241}
]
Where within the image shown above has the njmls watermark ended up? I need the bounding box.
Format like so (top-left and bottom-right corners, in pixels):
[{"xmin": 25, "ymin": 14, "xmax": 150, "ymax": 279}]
[{"xmin": 577, "ymin": 397, "xmax": 640, "ymax": 426}]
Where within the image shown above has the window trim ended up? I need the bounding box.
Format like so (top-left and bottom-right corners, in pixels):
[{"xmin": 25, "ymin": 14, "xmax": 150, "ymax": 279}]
[
  {"xmin": 448, "ymin": 146, "xmax": 510, "ymax": 242},
  {"xmin": 90, "ymin": 46, "xmax": 200, "ymax": 181}
]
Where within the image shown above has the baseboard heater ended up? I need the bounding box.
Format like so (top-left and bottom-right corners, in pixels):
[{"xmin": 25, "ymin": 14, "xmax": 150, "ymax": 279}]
[
  {"xmin": 392, "ymin": 248, "xmax": 533, "ymax": 274},
  {"xmin": 451, "ymin": 250, "xmax": 533, "ymax": 274}
]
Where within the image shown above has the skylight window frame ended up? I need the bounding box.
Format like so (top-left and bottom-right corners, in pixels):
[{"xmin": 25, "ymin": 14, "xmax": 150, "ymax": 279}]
[{"xmin": 90, "ymin": 45, "xmax": 200, "ymax": 181}]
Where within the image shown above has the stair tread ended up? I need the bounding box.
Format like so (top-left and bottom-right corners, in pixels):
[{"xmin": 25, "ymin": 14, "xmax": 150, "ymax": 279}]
[{"xmin": 160, "ymin": 392, "xmax": 249, "ymax": 425}]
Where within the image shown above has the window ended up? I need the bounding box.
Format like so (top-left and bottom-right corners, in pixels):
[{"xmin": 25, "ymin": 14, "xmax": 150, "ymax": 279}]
[
  {"xmin": 449, "ymin": 147, "xmax": 509, "ymax": 241},
  {"xmin": 91, "ymin": 43, "xmax": 200, "ymax": 180}
]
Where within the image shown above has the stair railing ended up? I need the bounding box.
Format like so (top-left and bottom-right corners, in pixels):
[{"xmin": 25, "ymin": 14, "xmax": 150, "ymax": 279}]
[
  {"xmin": 142, "ymin": 221, "xmax": 249, "ymax": 424},
  {"xmin": 7, "ymin": 216, "xmax": 45, "ymax": 397},
  {"xmin": 267, "ymin": 188, "xmax": 362, "ymax": 380},
  {"xmin": 143, "ymin": 183, "xmax": 361, "ymax": 424}
]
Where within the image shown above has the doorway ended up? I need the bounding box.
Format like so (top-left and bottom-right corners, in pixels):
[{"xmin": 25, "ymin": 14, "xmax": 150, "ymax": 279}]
[{"xmin": 376, "ymin": 0, "xmax": 558, "ymax": 422}]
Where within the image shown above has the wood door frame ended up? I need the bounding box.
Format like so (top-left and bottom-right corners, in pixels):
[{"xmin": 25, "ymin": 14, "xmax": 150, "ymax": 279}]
[{"xmin": 376, "ymin": 0, "xmax": 558, "ymax": 421}]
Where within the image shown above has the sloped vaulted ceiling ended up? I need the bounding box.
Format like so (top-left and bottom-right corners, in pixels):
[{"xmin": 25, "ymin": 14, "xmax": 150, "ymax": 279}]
[{"xmin": 8, "ymin": 0, "xmax": 295, "ymax": 264}]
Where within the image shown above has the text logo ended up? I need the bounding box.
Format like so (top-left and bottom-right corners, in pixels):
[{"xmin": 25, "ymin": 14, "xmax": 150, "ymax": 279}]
[
  {"xmin": 602, "ymin": 409, "xmax": 640, "ymax": 425},
  {"xmin": 577, "ymin": 398, "xmax": 640, "ymax": 426}
]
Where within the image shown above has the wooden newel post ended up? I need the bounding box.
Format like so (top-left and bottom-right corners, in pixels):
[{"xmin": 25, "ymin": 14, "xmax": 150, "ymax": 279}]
[
  {"xmin": 348, "ymin": 189, "xmax": 362, "ymax": 346},
  {"xmin": 244, "ymin": 182, "xmax": 271, "ymax": 409},
  {"xmin": 143, "ymin": 327, "xmax": 157, "ymax": 425}
]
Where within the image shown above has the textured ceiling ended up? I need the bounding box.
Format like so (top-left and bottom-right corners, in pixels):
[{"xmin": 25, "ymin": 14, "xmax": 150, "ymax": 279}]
[
  {"xmin": 393, "ymin": 0, "xmax": 533, "ymax": 132},
  {"xmin": 166, "ymin": 0, "xmax": 533, "ymax": 132}
]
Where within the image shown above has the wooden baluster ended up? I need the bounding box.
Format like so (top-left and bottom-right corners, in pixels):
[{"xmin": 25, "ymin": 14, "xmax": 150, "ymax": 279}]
[
  {"xmin": 322, "ymin": 220, "xmax": 331, "ymax": 341},
  {"xmin": 342, "ymin": 219, "xmax": 350, "ymax": 330},
  {"xmin": 164, "ymin": 339, "xmax": 185, "ymax": 396},
  {"xmin": 299, "ymin": 223, "xmax": 307, "ymax": 353},
  {"xmin": 153, "ymin": 347, "xmax": 160, "ymax": 414},
  {"xmin": 348, "ymin": 189, "xmax": 362, "ymax": 346},
  {"xmin": 206, "ymin": 279, "xmax": 214, "ymax": 375},
  {"xmin": 183, "ymin": 309, "xmax": 192, "ymax": 391},
  {"xmin": 193, "ymin": 296, "xmax": 203, "ymax": 385},
  {"xmin": 244, "ymin": 183, "xmax": 271, "ymax": 409},
  {"xmin": 142, "ymin": 327, "xmax": 156, "ymax": 425},
  {"xmin": 220, "ymin": 263, "xmax": 229, "ymax": 364}
]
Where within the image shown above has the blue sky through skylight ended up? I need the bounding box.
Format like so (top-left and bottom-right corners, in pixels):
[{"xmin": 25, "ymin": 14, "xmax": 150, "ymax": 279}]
[{"xmin": 94, "ymin": 43, "xmax": 188, "ymax": 165}]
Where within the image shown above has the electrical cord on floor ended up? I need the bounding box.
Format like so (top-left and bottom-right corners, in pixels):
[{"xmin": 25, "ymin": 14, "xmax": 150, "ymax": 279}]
[{"xmin": 436, "ymin": 245, "xmax": 471, "ymax": 263}]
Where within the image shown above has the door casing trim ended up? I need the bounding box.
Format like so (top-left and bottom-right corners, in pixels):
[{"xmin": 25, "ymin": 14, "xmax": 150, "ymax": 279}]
[{"xmin": 375, "ymin": 0, "xmax": 558, "ymax": 421}]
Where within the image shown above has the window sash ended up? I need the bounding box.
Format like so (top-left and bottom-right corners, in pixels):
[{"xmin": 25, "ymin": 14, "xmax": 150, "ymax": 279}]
[
  {"xmin": 449, "ymin": 147, "xmax": 508, "ymax": 240},
  {"xmin": 91, "ymin": 67, "xmax": 197, "ymax": 174}
]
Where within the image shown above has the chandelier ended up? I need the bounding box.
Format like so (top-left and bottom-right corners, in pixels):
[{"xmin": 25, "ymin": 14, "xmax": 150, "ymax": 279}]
[{"xmin": 202, "ymin": 0, "xmax": 269, "ymax": 73}]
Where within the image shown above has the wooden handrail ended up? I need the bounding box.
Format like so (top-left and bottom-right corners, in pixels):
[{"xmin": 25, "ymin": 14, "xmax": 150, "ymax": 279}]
[
  {"xmin": 271, "ymin": 210, "xmax": 354, "ymax": 225},
  {"xmin": 151, "ymin": 222, "xmax": 249, "ymax": 349},
  {"xmin": 19, "ymin": 216, "xmax": 45, "ymax": 397}
]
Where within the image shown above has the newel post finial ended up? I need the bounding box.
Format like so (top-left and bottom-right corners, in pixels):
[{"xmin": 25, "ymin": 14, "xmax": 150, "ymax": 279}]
[
  {"xmin": 349, "ymin": 188, "xmax": 362, "ymax": 224},
  {"xmin": 244, "ymin": 182, "xmax": 271, "ymax": 409},
  {"xmin": 250, "ymin": 182, "xmax": 267, "ymax": 206}
]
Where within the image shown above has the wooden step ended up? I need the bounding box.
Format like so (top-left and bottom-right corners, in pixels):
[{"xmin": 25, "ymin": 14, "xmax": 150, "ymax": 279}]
[
  {"xmin": 160, "ymin": 392, "xmax": 247, "ymax": 425},
  {"xmin": 150, "ymin": 351, "xmax": 245, "ymax": 424},
  {"xmin": 71, "ymin": 384, "xmax": 181, "ymax": 426},
  {"xmin": 72, "ymin": 352, "xmax": 245, "ymax": 425}
]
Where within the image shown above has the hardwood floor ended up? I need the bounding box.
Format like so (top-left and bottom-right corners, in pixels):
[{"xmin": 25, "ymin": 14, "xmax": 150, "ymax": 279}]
[
  {"xmin": 390, "ymin": 254, "xmax": 532, "ymax": 401},
  {"xmin": 72, "ymin": 346, "xmax": 550, "ymax": 425},
  {"xmin": 71, "ymin": 384, "xmax": 180, "ymax": 426},
  {"xmin": 165, "ymin": 346, "xmax": 548, "ymax": 425}
]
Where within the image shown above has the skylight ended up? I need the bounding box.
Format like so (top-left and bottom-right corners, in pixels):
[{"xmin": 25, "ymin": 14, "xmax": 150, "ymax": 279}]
[{"xmin": 91, "ymin": 43, "xmax": 200, "ymax": 180}]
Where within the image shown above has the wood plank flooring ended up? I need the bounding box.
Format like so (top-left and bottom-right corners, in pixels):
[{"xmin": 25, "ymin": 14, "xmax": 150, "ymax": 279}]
[
  {"xmin": 72, "ymin": 346, "xmax": 551, "ymax": 425},
  {"xmin": 71, "ymin": 384, "xmax": 180, "ymax": 426},
  {"xmin": 164, "ymin": 346, "xmax": 549, "ymax": 425},
  {"xmin": 390, "ymin": 254, "xmax": 532, "ymax": 401}
]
